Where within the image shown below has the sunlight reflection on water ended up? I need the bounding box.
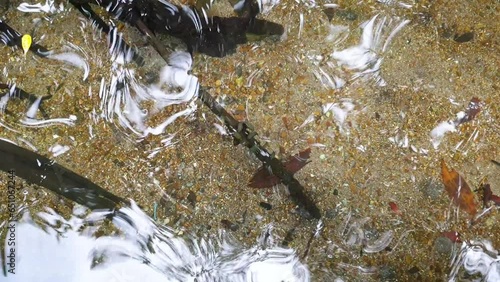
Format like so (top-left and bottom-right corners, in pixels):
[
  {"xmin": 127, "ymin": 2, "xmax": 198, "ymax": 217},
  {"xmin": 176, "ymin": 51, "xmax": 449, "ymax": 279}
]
[{"xmin": 2, "ymin": 202, "xmax": 309, "ymax": 282}]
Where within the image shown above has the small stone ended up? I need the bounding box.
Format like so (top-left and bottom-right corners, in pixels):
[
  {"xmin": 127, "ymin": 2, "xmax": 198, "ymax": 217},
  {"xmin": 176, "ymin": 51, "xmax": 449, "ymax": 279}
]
[
  {"xmin": 325, "ymin": 209, "xmax": 337, "ymax": 219},
  {"xmin": 187, "ymin": 191, "xmax": 197, "ymax": 207},
  {"xmin": 259, "ymin": 202, "xmax": 272, "ymax": 210},
  {"xmin": 379, "ymin": 265, "xmax": 397, "ymax": 281},
  {"xmin": 420, "ymin": 178, "xmax": 443, "ymax": 200},
  {"xmin": 454, "ymin": 32, "xmax": 474, "ymax": 43},
  {"xmin": 337, "ymin": 9, "xmax": 358, "ymax": 21},
  {"xmin": 407, "ymin": 266, "xmax": 420, "ymax": 275},
  {"xmin": 221, "ymin": 219, "xmax": 239, "ymax": 231},
  {"xmin": 434, "ymin": 236, "xmax": 453, "ymax": 255}
]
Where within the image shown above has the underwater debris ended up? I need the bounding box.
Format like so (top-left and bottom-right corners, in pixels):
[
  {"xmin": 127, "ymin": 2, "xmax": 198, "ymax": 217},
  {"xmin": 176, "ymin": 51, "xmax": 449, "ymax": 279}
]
[
  {"xmin": 440, "ymin": 160, "xmax": 478, "ymax": 216},
  {"xmin": 249, "ymin": 148, "xmax": 311, "ymax": 188}
]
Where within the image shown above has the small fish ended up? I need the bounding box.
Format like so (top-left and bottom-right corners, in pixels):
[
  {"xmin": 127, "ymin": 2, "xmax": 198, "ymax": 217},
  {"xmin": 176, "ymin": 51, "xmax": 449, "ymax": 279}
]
[{"xmin": 21, "ymin": 34, "xmax": 32, "ymax": 56}]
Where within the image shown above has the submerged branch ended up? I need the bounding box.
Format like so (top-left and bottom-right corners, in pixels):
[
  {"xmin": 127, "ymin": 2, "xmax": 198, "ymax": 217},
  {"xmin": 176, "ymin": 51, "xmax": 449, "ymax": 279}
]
[
  {"xmin": 0, "ymin": 139, "xmax": 126, "ymax": 210},
  {"xmin": 118, "ymin": 4, "xmax": 322, "ymax": 219},
  {"xmin": 199, "ymin": 89, "xmax": 321, "ymax": 219}
]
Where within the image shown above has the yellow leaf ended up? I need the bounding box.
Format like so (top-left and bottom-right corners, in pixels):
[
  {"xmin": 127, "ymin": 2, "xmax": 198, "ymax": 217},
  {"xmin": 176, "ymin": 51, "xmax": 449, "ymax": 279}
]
[
  {"xmin": 21, "ymin": 34, "xmax": 32, "ymax": 55},
  {"xmin": 440, "ymin": 160, "xmax": 478, "ymax": 216}
]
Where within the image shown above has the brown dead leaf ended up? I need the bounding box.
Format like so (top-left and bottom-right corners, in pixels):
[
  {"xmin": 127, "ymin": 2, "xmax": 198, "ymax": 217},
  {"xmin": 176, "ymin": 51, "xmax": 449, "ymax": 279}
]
[
  {"xmin": 249, "ymin": 148, "xmax": 311, "ymax": 188},
  {"xmin": 440, "ymin": 160, "xmax": 478, "ymax": 215},
  {"xmin": 441, "ymin": 231, "xmax": 462, "ymax": 243},
  {"xmin": 248, "ymin": 166, "xmax": 281, "ymax": 188},
  {"xmin": 283, "ymin": 148, "xmax": 311, "ymax": 173},
  {"xmin": 482, "ymin": 183, "xmax": 500, "ymax": 207}
]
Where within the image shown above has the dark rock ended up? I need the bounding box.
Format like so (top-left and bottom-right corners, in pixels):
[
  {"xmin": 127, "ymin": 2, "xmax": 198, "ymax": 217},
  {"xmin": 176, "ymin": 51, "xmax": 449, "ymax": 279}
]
[
  {"xmin": 379, "ymin": 265, "xmax": 397, "ymax": 281},
  {"xmin": 434, "ymin": 236, "xmax": 453, "ymax": 255},
  {"xmin": 259, "ymin": 201, "xmax": 272, "ymax": 210},
  {"xmin": 221, "ymin": 219, "xmax": 239, "ymax": 231},
  {"xmin": 454, "ymin": 32, "xmax": 474, "ymax": 43},
  {"xmin": 420, "ymin": 178, "xmax": 443, "ymax": 200},
  {"xmin": 187, "ymin": 190, "xmax": 197, "ymax": 207}
]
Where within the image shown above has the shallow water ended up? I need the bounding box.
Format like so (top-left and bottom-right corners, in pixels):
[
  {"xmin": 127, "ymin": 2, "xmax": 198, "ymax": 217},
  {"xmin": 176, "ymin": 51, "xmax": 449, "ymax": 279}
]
[{"xmin": 1, "ymin": 0, "xmax": 499, "ymax": 280}]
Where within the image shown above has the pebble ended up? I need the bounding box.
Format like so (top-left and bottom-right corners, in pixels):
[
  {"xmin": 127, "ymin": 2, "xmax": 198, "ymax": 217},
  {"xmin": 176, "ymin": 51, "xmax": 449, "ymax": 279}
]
[
  {"xmin": 434, "ymin": 236, "xmax": 453, "ymax": 255},
  {"xmin": 259, "ymin": 202, "xmax": 272, "ymax": 210},
  {"xmin": 379, "ymin": 265, "xmax": 397, "ymax": 281}
]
